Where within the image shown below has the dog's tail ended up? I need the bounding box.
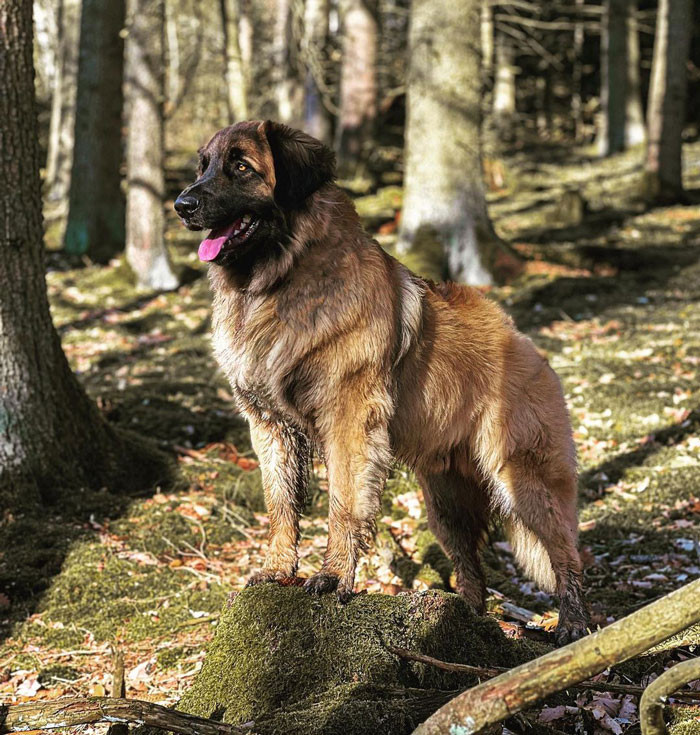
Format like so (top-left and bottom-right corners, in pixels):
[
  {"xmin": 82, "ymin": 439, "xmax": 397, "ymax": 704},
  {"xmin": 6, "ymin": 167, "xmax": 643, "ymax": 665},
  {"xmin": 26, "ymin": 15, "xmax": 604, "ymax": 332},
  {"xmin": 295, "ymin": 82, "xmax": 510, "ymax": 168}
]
[{"xmin": 504, "ymin": 519, "xmax": 556, "ymax": 593}]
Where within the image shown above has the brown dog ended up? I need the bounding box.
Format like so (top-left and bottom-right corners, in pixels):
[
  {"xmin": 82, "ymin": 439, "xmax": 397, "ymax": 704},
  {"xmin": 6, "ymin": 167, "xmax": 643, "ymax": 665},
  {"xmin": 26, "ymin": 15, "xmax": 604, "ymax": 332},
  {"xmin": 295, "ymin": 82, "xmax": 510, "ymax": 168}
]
[{"xmin": 174, "ymin": 121, "xmax": 587, "ymax": 644}]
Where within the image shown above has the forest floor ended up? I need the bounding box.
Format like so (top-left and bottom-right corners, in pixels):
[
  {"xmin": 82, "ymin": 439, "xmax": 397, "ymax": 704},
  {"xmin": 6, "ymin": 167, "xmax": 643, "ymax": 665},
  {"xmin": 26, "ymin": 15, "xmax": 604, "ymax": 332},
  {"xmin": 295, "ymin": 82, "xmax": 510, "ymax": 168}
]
[{"xmin": 1, "ymin": 140, "xmax": 700, "ymax": 734}]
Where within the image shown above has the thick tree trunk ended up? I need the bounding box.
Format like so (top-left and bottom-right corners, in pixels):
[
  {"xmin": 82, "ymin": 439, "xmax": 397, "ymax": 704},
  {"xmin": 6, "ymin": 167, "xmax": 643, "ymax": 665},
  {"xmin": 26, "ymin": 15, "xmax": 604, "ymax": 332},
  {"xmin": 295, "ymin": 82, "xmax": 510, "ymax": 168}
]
[
  {"xmin": 335, "ymin": 0, "xmax": 378, "ymax": 176},
  {"xmin": 220, "ymin": 0, "xmax": 249, "ymax": 122},
  {"xmin": 45, "ymin": 0, "xmax": 81, "ymax": 207},
  {"xmin": 302, "ymin": 0, "xmax": 333, "ymax": 144},
  {"xmin": 0, "ymin": 0, "xmax": 152, "ymax": 507},
  {"xmin": 397, "ymin": 0, "xmax": 512, "ymax": 286},
  {"xmin": 644, "ymin": 0, "xmax": 692, "ymax": 202},
  {"xmin": 63, "ymin": 0, "xmax": 126, "ymax": 263},
  {"xmin": 625, "ymin": 0, "xmax": 646, "ymax": 147},
  {"xmin": 493, "ymin": 34, "xmax": 516, "ymax": 141},
  {"xmin": 273, "ymin": 0, "xmax": 303, "ymax": 126},
  {"xmin": 124, "ymin": 0, "xmax": 179, "ymax": 291},
  {"xmin": 598, "ymin": 0, "xmax": 628, "ymax": 156}
]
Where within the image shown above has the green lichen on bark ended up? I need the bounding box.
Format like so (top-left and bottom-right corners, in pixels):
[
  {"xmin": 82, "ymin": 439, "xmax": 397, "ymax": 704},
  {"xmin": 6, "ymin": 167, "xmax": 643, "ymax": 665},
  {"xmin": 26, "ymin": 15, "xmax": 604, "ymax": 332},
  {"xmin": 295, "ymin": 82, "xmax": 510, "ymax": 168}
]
[{"xmin": 177, "ymin": 585, "xmax": 544, "ymax": 735}]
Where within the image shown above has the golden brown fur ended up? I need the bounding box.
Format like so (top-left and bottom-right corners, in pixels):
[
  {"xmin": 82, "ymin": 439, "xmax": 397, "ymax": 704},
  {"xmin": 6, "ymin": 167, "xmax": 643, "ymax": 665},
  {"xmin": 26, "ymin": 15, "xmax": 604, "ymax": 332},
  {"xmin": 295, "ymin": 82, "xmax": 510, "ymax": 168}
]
[{"xmin": 178, "ymin": 121, "xmax": 587, "ymax": 644}]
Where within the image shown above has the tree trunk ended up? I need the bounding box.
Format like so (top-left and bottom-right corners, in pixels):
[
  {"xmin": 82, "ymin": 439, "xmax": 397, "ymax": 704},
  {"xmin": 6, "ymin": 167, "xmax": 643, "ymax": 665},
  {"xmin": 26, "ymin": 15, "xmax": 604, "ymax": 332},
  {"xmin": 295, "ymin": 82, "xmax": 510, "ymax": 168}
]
[
  {"xmin": 124, "ymin": 0, "xmax": 179, "ymax": 291},
  {"xmin": 302, "ymin": 0, "xmax": 332, "ymax": 144},
  {"xmin": 597, "ymin": 0, "xmax": 628, "ymax": 156},
  {"xmin": 335, "ymin": 0, "xmax": 378, "ymax": 176},
  {"xmin": 625, "ymin": 0, "xmax": 646, "ymax": 147},
  {"xmin": 0, "ymin": 0, "xmax": 154, "ymax": 506},
  {"xmin": 273, "ymin": 0, "xmax": 303, "ymax": 126},
  {"xmin": 644, "ymin": 0, "xmax": 692, "ymax": 202},
  {"xmin": 397, "ymin": 0, "xmax": 514, "ymax": 286},
  {"xmin": 63, "ymin": 0, "xmax": 126, "ymax": 263},
  {"xmin": 493, "ymin": 34, "xmax": 516, "ymax": 141},
  {"xmin": 45, "ymin": 0, "xmax": 81, "ymax": 207},
  {"xmin": 571, "ymin": 0, "xmax": 585, "ymax": 142},
  {"xmin": 220, "ymin": 0, "xmax": 249, "ymax": 122}
]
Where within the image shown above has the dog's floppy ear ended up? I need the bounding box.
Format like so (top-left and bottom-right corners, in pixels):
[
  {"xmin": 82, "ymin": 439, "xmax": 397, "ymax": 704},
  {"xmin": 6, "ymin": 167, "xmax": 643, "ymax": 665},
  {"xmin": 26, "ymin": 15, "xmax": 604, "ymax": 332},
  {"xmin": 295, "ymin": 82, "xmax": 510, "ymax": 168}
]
[{"xmin": 260, "ymin": 120, "xmax": 336, "ymax": 208}]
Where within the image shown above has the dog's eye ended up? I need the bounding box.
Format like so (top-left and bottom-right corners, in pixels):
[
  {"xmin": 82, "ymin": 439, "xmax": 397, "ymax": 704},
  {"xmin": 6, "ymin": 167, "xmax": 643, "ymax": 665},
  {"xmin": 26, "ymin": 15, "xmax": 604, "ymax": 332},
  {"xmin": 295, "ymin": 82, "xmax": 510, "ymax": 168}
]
[{"xmin": 236, "ymin": 161, "xmax": 248, "ymax": 172}]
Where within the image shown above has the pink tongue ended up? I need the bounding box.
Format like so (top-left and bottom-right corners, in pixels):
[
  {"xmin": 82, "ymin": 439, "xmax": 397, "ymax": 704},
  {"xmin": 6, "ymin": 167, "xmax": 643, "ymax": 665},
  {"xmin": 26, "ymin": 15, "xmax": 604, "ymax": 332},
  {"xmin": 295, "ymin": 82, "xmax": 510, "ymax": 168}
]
[{"xmin": 198, "ymin": 220, "xmax": 241, "ymax": 262}]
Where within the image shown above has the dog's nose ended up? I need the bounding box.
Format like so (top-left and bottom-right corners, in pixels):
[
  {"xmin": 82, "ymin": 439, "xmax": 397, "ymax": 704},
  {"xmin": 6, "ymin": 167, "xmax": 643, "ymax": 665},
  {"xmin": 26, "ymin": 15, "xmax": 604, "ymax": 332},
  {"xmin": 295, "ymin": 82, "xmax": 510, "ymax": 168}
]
[{"xmin": 174, "ymin": 194, "xmax": 200, "ymax": 217}]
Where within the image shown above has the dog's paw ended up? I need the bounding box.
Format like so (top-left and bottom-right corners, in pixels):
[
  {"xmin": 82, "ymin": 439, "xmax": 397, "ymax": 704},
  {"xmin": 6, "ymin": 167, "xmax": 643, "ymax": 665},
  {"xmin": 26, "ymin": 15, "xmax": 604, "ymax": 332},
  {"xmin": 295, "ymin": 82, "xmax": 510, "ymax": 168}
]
[
  {"xmin": 245, "ymin": 569, "xmax": 294, "ymax": 588},
  {"xmin": 336, "ymin": 581, "xmax": 355, "ymax": 604},
  {"xmin": 555, "ymin": 618, "xmax": 588, "ymax": 646},
  {"xmin": 304, "ymin": 571, "xmax": 340, "ymax": 596}
]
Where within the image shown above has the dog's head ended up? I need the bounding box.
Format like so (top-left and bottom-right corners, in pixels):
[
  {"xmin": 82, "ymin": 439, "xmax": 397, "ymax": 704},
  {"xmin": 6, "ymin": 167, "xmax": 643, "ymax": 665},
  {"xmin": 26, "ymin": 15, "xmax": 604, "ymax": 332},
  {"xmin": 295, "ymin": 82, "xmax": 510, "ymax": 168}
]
[{"xmin": 174, "ymin": 121, "xmax": 336, "ymax": 265}]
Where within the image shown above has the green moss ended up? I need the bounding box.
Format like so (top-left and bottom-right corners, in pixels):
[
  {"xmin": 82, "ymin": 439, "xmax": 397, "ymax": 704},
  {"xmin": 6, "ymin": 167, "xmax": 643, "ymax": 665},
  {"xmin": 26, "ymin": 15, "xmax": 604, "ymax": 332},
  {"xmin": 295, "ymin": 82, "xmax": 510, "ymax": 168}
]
[{"xmin": 178, "ymin": 586, "xmax": 544, "ymax": 734}]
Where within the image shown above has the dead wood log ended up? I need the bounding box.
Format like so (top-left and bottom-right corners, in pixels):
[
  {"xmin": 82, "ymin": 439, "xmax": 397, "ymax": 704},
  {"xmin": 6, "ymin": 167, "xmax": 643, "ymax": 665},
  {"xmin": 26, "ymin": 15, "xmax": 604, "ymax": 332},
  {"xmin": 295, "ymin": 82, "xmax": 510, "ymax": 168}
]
[
  {"xmin": 0, "ymin": 697, "xmax": 252, "ymax": 735},
  {"xmin": 412, "ymin": 577, "xmax": 700, "ymax": 735},
  {"xmin": 640, "ymin": 658, "xmax": 700, "ymax": 735}
]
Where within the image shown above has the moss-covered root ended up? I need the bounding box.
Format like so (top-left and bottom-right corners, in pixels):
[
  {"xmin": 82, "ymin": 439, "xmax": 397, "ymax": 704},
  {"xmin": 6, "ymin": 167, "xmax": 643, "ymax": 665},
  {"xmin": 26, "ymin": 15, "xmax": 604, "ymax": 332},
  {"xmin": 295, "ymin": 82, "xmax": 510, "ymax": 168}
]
[{"xmin": 177, "ymin": 585, "xmax": 543, "ymax": 735}]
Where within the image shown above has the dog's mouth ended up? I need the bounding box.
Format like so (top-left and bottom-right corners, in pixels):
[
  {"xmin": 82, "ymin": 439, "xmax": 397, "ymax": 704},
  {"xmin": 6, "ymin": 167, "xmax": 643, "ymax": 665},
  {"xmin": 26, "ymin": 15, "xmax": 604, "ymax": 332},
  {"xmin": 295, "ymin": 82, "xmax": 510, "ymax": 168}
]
[{"xmin": 198, "ymin": 215, "xmax": 260, "ymax": 262}]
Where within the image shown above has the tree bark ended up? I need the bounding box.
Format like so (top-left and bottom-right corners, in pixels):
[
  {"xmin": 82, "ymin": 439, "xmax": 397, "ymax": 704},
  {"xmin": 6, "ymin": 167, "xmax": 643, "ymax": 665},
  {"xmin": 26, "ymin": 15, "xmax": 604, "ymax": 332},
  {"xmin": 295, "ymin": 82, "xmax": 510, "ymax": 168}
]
[
  {"xmin": 302, "ymin": 0, "xmax": 333, "ymax": 144},
  {"xmin": 0, "ymin": 697, "xmax": 249, "ymax": 735},
  {"xmin": 273, "ymin": 0, "xmax": 304, "ymax": 126},
  {"xmin": 571, "ymin": 0, "xmax": 585, "ymax": 142},
  {"xmin": 493, "ymin": 34, "xmax": 516, "ymax": 141},
  {"xmin": 335, "ymin": 0, "xmax": 378, "ymax": 176},
  {"xmin": 625, "ymin": 0, "xmax": 646, "ymax": 147},
  {"xmin": 412, "ymin": 577, "xmax": 700, "ymax": 735},
  {"xmin": 220, "ymin": 0, "xmax": 250, "ymax": 122},
  {"xmin": 0, "ymin": 0, "xmax": 155, "ymax": 507},
  {"xmin": 124, "ymin": 0, "xmax": 179, "ymax": 291},
  {"xmin": 45, "ymin": 0, "xmax": 81, "ymax": 207},
  {"xmin": 644, "ymin": 0, "xmax": 692, "ymax": 202},
  {"xmin": 397, "ymin": 0, "xmax": 514, "ymax": 286},
  {"xmin": 63, "ymin": 0, "xmax": 126, "ymax": 263},
  {"xmin": 597, "ymin": 0, "xmax": 628, "ymax": 156}
]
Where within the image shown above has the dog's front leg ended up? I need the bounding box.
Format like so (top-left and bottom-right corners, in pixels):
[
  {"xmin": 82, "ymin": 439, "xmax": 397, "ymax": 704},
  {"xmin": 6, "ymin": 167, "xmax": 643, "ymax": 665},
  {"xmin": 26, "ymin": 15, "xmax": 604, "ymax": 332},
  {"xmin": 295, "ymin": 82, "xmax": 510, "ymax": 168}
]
[
  {"xmin": 305, "ymin": 392, "xmax": 392, "ymax": 602},
  {"xmin": 246, "ymin": 417, "xmax": 309, "ymax": 586}
]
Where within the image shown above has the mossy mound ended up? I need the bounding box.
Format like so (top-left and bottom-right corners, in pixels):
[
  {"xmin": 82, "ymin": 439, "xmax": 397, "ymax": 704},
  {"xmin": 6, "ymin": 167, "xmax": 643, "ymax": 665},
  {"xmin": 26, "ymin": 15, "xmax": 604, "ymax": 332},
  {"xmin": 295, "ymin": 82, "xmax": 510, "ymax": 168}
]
[{"xmin": 178, "ymin": 585, "xmax": 544, "ymax": 735}]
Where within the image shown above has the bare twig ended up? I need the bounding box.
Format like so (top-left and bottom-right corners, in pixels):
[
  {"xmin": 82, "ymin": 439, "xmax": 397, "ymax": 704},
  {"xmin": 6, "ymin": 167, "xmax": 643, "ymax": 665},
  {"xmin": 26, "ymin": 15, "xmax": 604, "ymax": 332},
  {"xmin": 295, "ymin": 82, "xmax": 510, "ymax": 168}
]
[
  {"xmin": 388, "ymin": 647, "xmax": 700, "ymax": 701},
  {"xmin": 0, "ymin": 697, "xmax": 252, "ymax": 735},
  {"xmin": 107, "ymin": 651, "xmax": 128, "ymax": 735},
  {"xmin": 640, "ymin": 658, "xmax": 700, "ymax": 735}
]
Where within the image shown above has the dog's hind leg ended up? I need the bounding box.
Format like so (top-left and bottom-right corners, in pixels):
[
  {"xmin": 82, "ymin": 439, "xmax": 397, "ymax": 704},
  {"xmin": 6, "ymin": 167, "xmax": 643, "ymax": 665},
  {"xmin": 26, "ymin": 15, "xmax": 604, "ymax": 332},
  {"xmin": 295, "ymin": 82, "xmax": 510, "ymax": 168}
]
[
  {"xmin": 418, "ymin": 469, "xmax": 490, "ymax": 613},
  {"xmin": 497, "ymin": 454, "xmax": 587, "ymax": 645},
  {"xmin": 246, "ymin": 417, "xmax": 309, "ymax": 586}
]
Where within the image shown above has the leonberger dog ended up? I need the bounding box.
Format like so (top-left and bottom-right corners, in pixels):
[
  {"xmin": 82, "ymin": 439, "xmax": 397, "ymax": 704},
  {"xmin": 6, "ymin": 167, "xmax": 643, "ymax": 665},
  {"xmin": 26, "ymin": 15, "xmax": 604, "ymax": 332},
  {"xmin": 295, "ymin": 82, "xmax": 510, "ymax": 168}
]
[{"xmin": 174, "ymin": 121, "xmax": 587, "ymax": 644}]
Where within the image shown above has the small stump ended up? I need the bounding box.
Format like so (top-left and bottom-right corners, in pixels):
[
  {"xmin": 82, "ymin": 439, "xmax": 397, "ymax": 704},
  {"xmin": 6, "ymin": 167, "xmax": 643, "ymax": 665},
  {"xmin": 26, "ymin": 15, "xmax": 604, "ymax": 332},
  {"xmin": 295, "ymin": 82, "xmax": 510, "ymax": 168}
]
[{"xmin": 177, "ymin": 585, "xmax": 542, "ymax": 735}]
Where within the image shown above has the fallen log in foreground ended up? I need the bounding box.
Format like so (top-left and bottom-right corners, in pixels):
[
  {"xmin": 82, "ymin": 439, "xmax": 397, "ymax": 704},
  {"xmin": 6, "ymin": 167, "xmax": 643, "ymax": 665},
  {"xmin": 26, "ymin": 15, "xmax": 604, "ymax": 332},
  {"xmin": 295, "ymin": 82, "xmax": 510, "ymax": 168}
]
[{"xmin": 0, "ymin": 696, "xmax": 252, "ymax": 735}]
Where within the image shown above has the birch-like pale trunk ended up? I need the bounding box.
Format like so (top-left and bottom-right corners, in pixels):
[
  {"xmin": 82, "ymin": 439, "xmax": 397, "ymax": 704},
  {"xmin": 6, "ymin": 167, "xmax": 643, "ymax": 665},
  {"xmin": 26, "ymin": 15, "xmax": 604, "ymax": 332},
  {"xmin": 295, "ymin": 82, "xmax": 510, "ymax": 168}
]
[
  {"xmin": 220, "ymin": 0, "xmax": 249, "ymax": 122},
  {"xmin": 398, "ymin": 0, "xmax": 508, "ymax": 285},
  {"xmin": 625, "ymin": 0, "xmax": 646, "ymax": 147},
  {"xmin": 124, "ymin": 0, "xmax": 179, "ymax": 290}
]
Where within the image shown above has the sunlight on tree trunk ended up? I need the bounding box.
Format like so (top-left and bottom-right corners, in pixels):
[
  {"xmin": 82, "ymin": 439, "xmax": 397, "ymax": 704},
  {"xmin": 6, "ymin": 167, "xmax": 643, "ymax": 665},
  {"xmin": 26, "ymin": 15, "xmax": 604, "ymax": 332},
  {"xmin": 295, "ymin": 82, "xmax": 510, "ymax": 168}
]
[
  {"xmin": 625, "ymin": 0, "xmax": 646, "ymax": 147},
  {"xmin": 220, "ymin": 0, "xmax": 250, "ymax": 122},
  {"xmin": 398, "ymin": 0, "xmax": 513, "ymax": 286},
  {"xmin": 644, "ymin": 0, "xmax": 692, "ymax": 203},
  {"xmin": 335, "ymin": 0, "xmax": 378, "ymax": 176},
  {"xmin": 571, "ymin": 0, "xmax": 585, "ymax": 142},
  {"xmin": 597, "ymin": 0, "xmax": 627, "ymax": 156},
  {"xmin": 493, "ymin": 35, "xmax": 516, "ymax": 141},
  {"xmin": 63, "ymin": 0, "xmax": 126, "ymax": 263},
  {"xmin": 125, "ymin": 0, "xmax": 179, "ymax": 291},
  {"xmin": 273, "ymin": 0, "xmax": 304, "ymax": 126},
  {"xmin": 303, "ymin": 0, "xmax": 332, "ymax": 144},
  {"xmin": 45, "ymin": 0, "xmax": 81, "ymax": 210}
]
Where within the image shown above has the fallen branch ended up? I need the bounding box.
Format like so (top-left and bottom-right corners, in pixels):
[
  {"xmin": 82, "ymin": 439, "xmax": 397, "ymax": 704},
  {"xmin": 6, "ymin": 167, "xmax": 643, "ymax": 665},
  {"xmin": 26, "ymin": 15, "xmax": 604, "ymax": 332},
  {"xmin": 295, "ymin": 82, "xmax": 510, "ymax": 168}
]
[
  {"xmin": 0, "ymin": 697, "xmax": 252, "ymax": 735},
  {"xmin": 412, "ymin": 577, "xmax": 700, "ymax": 734},
  {"xmin": 388, "ymin": 647, "xmax": 700, "ymax": 701},
  {"xmin": 640, "ymin": 658, "xmax": 700, "ymax": 735}
]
